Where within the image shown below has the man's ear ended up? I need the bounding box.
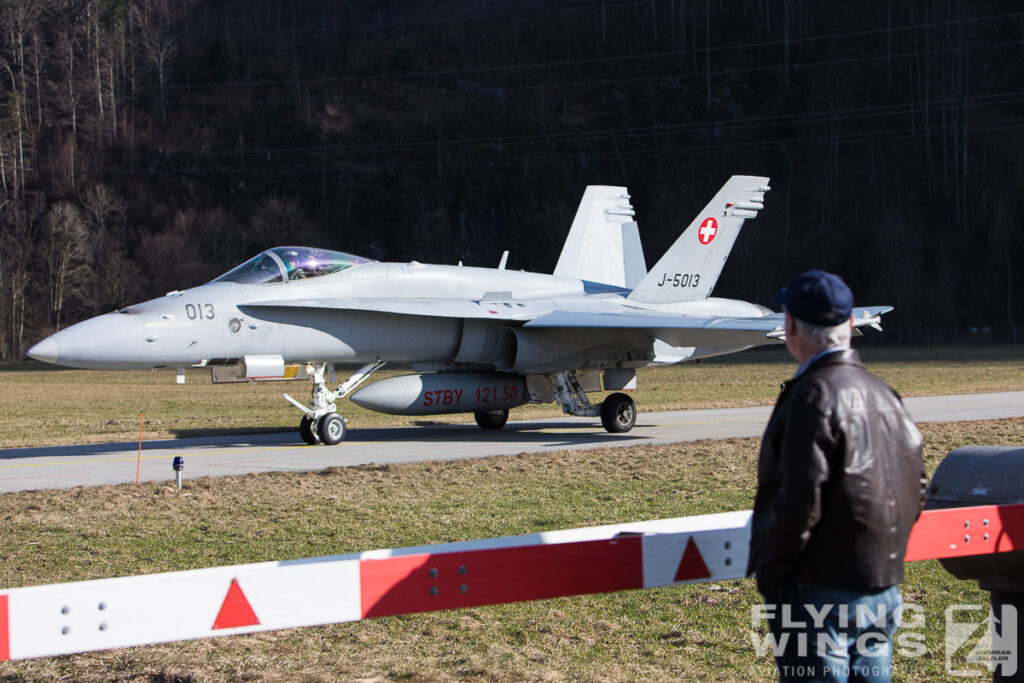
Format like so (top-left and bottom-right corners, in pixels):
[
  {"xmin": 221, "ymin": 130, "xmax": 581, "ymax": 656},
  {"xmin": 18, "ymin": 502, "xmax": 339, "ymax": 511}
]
[{"xmin": 784, "ymin": 311, "xmax": 796, "ymax": 337}]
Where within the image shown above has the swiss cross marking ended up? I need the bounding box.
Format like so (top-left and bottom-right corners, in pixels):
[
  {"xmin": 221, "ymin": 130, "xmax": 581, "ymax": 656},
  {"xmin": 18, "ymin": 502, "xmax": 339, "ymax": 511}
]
[{"xmin": 697, "ymin": 217, "xmax": 718, "ymax": 245}]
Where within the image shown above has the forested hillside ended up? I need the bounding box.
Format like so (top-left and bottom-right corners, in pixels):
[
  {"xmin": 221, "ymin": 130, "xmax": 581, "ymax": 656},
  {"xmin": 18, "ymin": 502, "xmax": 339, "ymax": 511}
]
[{"xmin": 1, "ymin": 0, "xmax": 1022, "ymax": 359}]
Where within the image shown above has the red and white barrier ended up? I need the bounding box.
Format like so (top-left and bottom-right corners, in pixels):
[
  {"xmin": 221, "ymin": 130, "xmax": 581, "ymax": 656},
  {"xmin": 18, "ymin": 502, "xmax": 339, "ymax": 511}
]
[{"xmin": 1, "ymin": 504, "xmax": 1020, "ymax": 662}]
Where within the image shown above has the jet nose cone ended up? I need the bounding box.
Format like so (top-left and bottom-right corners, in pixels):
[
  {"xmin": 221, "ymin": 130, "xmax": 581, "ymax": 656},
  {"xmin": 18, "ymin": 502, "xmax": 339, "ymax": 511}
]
[
  {"xmin": 27, "ymin": 337, "xmax": 59, "ymax": 363},
  {"xmin": 31, "ymin": 312, "xmax": 143, "ymax": 369}
]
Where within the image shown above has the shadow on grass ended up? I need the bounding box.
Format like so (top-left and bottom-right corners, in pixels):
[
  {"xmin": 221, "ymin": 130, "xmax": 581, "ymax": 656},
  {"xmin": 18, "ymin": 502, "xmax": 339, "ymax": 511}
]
[{"xmin": 0, "ymin": 361, "xmax": 69, "ymax": 373}]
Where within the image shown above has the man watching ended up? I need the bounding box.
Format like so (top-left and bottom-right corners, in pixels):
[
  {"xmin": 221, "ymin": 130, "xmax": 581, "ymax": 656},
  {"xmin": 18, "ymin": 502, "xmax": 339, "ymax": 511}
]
[{"xmin": 748, "ymin": 270, "xmax": 927, "ymax": 683}]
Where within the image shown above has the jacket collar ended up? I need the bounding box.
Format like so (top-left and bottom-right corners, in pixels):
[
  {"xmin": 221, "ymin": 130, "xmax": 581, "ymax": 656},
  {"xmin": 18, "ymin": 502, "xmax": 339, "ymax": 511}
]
[
  {"xmin": 795, "ymin": 347, "xmax": 863, "ymax": 379},
  {"xmin": 777, "ymin": 348, "xmax": 865, "ymax": 397}
]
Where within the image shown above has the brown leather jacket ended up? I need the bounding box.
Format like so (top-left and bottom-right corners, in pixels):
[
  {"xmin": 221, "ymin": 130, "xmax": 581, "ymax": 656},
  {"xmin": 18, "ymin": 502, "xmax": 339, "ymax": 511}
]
[{"xmin": 747, "ymin": 349, "xmax": 927, "ymax": 597}]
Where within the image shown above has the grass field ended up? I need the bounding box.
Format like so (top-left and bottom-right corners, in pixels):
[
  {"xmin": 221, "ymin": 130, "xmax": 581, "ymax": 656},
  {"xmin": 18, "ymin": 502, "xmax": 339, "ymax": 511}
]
[{"xmin": 0, "ymin": 345, "xmax": 1022, "ymax": 681}]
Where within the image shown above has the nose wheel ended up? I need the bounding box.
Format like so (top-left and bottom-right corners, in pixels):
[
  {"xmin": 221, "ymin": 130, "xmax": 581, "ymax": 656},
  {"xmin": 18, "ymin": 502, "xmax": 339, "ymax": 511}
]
[
  {"xmin": 318, "ymin": 412, "xmax": 346, "ymax": 445},
  {"xmin": 298, "ymin": 412, "xmax": 347, "ymax": 445},
  {"xmin": 299, "ymin": 415, "xmax": 320, "ymax": 445}
]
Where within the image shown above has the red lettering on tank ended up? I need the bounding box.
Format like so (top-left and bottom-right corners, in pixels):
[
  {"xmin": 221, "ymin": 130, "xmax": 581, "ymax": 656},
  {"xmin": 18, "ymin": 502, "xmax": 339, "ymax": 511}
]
[{"xmin": 454, "ymin": 388, "xmax": 464, "ymax": 404}]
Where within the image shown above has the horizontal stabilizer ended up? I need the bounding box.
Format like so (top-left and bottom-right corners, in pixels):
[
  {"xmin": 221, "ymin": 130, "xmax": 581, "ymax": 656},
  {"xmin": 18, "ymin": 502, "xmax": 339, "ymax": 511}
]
[
  {"xmin": 526, "ymin": 306, "xmax": 891, "ymax": 330},
  {"xmin": 525, "ymin": 306, "xmax": 892, "ymax": 348}
]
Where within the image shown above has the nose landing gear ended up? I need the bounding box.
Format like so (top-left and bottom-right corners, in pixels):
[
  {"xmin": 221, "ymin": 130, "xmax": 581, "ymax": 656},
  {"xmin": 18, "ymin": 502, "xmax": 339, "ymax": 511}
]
[{"xmin": 284, "ymin": 361, "xmax": 385, "ymax": 445}]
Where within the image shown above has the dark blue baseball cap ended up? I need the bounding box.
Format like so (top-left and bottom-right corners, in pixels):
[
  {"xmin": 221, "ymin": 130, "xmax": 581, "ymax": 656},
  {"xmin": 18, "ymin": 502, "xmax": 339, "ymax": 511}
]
[{"xmin": 775, "ymin": 270, "xmax": 854, "ymax": 326}]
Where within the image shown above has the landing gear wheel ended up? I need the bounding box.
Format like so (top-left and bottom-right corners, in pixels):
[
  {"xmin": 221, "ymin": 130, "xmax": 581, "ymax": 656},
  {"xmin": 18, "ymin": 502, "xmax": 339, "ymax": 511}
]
[
  {"xmin": 317, "ymin": 412, "xmax": 346, "ymax": 445},
  {"xmin": 299, "ymin": 415, "xmax": 320, "ymax": 445},
  {"xmin": 600, "ymin": 393, "xmax": 636, "ymax": 433},
  {"xmin": 474, "ymin": 408, "xmax": 509, "ymax": 430}
]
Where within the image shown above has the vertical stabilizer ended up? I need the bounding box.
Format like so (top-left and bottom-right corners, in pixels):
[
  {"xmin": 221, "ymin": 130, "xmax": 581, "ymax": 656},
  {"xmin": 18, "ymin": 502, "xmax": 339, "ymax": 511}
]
[
  {"xmin": 627, "ymin": 176, "xmax": 770, "ymax": 304},
  {"xmin": 554, "ymin": 186, "xmax": 648, "ymax": 288}
]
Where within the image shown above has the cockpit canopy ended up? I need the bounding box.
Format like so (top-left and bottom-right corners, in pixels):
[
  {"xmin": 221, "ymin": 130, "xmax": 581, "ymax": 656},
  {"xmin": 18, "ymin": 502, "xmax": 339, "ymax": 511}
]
[{"xmin": 213, "ymin": 247, "xmax": 375, "ymax": 285}]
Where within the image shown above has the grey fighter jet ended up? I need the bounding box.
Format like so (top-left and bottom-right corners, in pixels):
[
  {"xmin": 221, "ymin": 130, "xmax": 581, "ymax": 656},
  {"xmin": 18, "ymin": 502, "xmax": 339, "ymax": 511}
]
[{"xmin": 28, "ymin": 176, "xmax": 890, "ymax": 445}]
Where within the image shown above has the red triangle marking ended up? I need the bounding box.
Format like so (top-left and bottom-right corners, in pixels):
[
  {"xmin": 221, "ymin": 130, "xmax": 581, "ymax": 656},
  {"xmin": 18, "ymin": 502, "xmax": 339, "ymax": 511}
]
[
  {"xmin": 673, "ymin": 537, "xmax": 711, "ymax": 581},
  {"xmin": 212, "ymin": 578, "xmax": 260, "ymax": 630}
]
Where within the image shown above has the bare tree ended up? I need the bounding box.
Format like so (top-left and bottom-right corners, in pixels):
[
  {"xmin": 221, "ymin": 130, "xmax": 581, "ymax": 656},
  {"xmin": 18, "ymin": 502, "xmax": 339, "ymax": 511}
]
[
  {"xmin": 0, "ymin": 199, "xmax": 10, "ymax": 358},
  {"xmin": 86, "ymin": 0, "xmax": 105, "ymax": 128},
  {"xmin": 81, "ymin": 0, "xmax": 127, "ymax": 141},
  {"xmin": 94, "ymin": 249, "xmax": 140, "ymax": 312},
  {"xmin": 56, "ymin": 22, "xmax": 81, "ymax": 189},
  {"xmin": 81, "ymin": 181, "xmax": 126, "ymax": 245},
  {"xmin": 0, "ymin": 0, "xmax": 42, "ymax": 134},
  {"xmin": 131, "ymin": 0, "xmax": 176, "ymax": 125},
  {"xmin": 0, "ymin": 62, "xmax": 26, "ymax": 199},
  {"xmin": 44, "ymin": 200, "xmax": 89, "ymax": 330},
  {"xmin": 2, "ymin": 195, "xmax": 42, "ymax": 357},
  {"xmin": 80, "ymin": 183, "xmax": 138, "ymax": 312}
]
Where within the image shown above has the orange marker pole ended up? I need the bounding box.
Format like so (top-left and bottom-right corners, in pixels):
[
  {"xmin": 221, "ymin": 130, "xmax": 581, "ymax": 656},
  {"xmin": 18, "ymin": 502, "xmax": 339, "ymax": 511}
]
[{"xmin": 136, "ymin": 412, "xmax": 143, "ymax": 486}]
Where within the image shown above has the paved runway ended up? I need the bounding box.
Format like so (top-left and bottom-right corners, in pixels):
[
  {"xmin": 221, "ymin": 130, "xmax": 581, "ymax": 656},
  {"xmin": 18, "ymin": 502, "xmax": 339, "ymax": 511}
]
[{"xmin": 1, "ymin": 391, "xmax": 1022, "ymax": 493}]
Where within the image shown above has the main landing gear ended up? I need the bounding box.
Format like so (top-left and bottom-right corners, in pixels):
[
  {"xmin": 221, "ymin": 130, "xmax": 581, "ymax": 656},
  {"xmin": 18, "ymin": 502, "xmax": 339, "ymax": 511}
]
[
  {"xmin": 548, "ymin": 371, "xmax": 637, "ymax": 434},
  {"xmin": 284, "ymin": 361, "xmax": 386, "ymax": 445}
]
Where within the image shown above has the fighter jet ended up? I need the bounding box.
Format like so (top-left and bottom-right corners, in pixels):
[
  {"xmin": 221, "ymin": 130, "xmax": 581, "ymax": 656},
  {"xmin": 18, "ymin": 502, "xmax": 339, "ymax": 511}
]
[{"xmin": 28, "ymin": 176, "xmax": 890, "ymax": 445}]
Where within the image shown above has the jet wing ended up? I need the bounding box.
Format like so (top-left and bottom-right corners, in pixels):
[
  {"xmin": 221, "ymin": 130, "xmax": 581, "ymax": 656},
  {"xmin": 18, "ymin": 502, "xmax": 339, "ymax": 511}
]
[
  {"xmin": 240, "ymin": 297, "xmax": 891, "ymax": 346},
  {"xmin": 239, "ymin": 297, "xmax": 537, "ymax": 321},
  {"xmin": 524, "ymin": 306, "xmax": 892, "ymax": 347}
]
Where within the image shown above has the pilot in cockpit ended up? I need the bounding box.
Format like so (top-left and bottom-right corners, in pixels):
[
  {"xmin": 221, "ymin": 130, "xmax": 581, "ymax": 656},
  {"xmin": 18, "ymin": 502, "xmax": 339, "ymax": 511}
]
[
  {"xmin": 280, "ymin": 248, "xmax": 311, "ymax": 280},
  {"xmin": 213, "ymin": 247, "xmax": 372, "ymax": 285}
]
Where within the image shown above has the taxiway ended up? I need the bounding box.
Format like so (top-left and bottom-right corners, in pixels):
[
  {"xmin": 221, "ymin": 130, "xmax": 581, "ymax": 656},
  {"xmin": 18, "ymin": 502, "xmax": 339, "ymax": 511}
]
[{"xmin": 1, "ymin": 391, "xmax": 1022, "ymax": 493}]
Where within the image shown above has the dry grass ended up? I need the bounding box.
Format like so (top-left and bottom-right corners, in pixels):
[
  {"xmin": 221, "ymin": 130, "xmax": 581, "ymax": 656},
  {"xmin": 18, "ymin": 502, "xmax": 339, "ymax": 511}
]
[
  {"xmin": 0, "ymin": 418, "xmax": 1022, "ymax": 681},
  {"xmin": 2, "ymin": 345, "xmax": 1022, "ymax": 448}
]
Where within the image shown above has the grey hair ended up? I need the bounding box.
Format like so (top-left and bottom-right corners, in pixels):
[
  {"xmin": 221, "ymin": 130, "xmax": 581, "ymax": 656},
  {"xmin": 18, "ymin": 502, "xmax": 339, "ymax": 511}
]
[{"xmin": 793, "ymin": 316, "xmax": 852, "ymax": 349}]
